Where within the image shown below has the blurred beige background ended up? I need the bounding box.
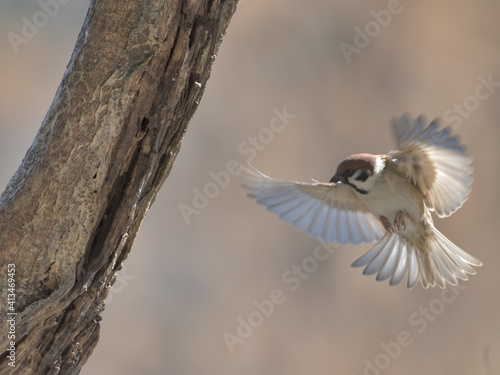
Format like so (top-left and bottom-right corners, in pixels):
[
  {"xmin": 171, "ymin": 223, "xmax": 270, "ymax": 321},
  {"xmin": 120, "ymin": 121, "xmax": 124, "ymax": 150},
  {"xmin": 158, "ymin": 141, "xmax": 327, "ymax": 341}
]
[{"xmin": 1, "ymin": 1, "xmax": 500, "ymax": 374}]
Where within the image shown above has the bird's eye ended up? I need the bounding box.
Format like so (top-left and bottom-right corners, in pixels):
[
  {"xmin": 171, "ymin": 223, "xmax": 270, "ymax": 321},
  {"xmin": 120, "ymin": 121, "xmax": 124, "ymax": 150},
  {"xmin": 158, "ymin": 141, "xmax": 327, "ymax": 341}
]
[
  {"xmin": 355, "ymin": 171, "xmax": 370, "ymax": 182},
  {"xmin": 344, "ymin": 169, "xmax": 355, "ymax": 177}
]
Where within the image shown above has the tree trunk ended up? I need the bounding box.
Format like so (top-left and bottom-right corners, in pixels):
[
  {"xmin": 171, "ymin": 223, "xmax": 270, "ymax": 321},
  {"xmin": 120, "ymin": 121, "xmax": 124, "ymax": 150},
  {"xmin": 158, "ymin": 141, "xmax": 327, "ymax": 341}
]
[{"xmin": 0, "ymin": 0, "xmax": 238, "ymax": 373}]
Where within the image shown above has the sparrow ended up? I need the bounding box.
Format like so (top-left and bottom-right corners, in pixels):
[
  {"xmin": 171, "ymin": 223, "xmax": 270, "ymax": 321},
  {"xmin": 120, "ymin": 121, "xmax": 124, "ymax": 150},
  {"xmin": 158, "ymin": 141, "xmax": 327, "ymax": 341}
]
[{"xmin": 242, "ymin": 114, "xmax": 482, "ymax": 289}]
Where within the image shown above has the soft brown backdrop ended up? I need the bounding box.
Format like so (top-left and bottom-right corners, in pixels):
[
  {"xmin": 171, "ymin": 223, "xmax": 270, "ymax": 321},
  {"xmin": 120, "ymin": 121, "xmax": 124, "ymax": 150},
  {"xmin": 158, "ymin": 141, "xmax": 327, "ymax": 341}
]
[{"xmin": 1, "ymin": 1, "xmax": 499, "ymax": 374}]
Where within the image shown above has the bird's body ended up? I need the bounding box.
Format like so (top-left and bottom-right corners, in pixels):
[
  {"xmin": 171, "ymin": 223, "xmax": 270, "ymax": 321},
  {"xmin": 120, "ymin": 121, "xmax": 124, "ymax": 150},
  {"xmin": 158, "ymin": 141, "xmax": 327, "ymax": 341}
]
[
  {"xmin": 366, "ymin": 156, "xmax": 430, "ymax": 236},
  {"xmin": 242, "ymin": 115, "xmax": 481, "ymax": 289}
]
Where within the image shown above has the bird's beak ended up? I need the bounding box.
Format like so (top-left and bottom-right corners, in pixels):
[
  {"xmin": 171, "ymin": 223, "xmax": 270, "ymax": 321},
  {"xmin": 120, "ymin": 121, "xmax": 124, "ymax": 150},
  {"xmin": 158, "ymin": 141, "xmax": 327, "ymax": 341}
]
[{"xmin": 330, "ymin": 173, "xmax": 344, "ymax": 183}]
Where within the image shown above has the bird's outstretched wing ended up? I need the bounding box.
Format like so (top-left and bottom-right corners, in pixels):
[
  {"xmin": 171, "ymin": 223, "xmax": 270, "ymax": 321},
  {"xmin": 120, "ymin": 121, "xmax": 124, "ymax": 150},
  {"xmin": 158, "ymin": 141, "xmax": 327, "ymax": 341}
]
[
  {"xmin": 241, "ymin": 165, "xmax": 384, "ymax": 244},
  {"xmin": 390, "ymin": 114, "xmax": 473, "ymax": 217}
]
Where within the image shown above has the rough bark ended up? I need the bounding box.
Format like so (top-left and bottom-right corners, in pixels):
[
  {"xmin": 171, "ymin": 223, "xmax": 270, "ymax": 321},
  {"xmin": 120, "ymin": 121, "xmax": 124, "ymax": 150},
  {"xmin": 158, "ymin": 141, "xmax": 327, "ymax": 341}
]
[{"xmin": 0, "ymin": 0, "xmax": 238, "ymax": 373}]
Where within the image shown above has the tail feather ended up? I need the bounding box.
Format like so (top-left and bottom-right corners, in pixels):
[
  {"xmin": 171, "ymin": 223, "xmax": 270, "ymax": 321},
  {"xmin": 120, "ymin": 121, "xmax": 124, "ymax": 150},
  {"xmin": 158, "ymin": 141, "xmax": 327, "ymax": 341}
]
[
  {"xmin": 376, "ymin": 237, "xmax": 404, "ymax": 282},
  {"xmin": 407, "ymin": 250, "xmax": 420, "ymax": 288},
  {"xmin": 352, "ymin": 227, "xmax": 481, "ymax": 289},
  {"xmin": 389, "ymin": 247, "xmax": 409, "ymax": 286}
]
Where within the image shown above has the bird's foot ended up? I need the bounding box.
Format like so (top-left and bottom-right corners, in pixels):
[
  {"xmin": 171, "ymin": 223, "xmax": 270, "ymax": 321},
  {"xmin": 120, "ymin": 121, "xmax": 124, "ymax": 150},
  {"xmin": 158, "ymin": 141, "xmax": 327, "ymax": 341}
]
[
  {"xmin": 379, "ymin": 215, "xmax": 394, "ymax": 233},
  {"xmin": 394, "ymin": 211, "xmax": 408, "ymax": 232}
]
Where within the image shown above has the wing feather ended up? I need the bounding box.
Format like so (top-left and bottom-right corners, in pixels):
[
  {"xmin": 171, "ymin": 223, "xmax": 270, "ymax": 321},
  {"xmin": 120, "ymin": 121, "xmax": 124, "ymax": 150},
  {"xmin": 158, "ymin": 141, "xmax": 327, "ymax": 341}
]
[
  {"xmin": 391, "ymin": 114, "xmax": 473, "ymax": 217},
  {"xmin": 241, "ymin": 165, "xmax": 384, "ymax": 244}
]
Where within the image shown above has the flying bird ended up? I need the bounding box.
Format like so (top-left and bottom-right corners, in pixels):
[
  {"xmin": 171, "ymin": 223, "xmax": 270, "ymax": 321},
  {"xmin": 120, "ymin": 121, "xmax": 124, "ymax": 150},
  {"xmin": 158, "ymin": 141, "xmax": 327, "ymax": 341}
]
[{"xmin": 242, "ymin": 115, "xmax": 481, "ymax": 289}]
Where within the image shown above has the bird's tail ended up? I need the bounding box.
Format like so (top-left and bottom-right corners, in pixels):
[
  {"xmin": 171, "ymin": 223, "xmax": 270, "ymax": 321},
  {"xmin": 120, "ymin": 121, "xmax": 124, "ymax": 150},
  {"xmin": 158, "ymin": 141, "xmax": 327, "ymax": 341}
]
[{"xmin": 351, "ymin": 226, "xmax": 482, "ymax": 289}]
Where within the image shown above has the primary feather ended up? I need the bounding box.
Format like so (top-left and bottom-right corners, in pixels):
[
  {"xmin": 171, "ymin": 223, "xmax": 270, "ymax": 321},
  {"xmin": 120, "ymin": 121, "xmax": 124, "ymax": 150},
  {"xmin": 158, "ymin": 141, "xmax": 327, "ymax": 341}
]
[
  {"xmin": 242, "ymin": 166, "xmax": 384, "ymax": 245},
  {"xmin": 390, "ymin": 114, "xmax": 473, "ymax": 217}
]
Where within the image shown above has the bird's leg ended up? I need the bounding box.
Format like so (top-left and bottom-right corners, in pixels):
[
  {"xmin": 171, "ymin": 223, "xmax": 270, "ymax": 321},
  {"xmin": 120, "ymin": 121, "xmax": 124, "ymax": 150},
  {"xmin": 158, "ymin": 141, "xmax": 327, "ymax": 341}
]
[
  {"xmin": 394, "ymin": 211, "xmax": 408, "ymax": 232},
  {"xmin": 379, "ymin": 215, "xmax": 394, "ymax": 233}
]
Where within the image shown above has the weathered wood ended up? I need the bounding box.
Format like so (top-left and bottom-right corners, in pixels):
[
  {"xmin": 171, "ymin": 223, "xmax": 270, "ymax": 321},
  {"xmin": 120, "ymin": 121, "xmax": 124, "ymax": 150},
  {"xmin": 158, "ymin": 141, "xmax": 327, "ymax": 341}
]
[{"xmin": 0, "ymin": 0, "xmax": 238, "ymax": 373}]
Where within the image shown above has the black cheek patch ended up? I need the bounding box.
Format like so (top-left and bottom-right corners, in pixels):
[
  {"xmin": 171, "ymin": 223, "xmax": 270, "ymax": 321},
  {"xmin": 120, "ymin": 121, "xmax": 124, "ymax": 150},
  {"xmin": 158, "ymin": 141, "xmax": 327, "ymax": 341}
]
[{"xmin": 355, "ymin": 171, "xmax": 370, "ymax": 182}]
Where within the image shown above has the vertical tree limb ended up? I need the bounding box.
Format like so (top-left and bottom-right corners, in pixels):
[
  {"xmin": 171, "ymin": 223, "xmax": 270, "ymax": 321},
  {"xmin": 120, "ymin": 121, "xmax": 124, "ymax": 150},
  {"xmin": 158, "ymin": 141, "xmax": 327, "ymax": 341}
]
[{"xmin": 0, "ymin": 0, "xmax": 239, "ymax": 373}]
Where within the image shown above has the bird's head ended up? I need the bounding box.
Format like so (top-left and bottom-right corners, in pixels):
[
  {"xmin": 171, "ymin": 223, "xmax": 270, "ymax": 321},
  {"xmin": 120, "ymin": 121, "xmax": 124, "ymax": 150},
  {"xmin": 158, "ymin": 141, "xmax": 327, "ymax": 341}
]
[{"xmin": 330, "ymin": 153, "xmax": 385, "ymax": 195}]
